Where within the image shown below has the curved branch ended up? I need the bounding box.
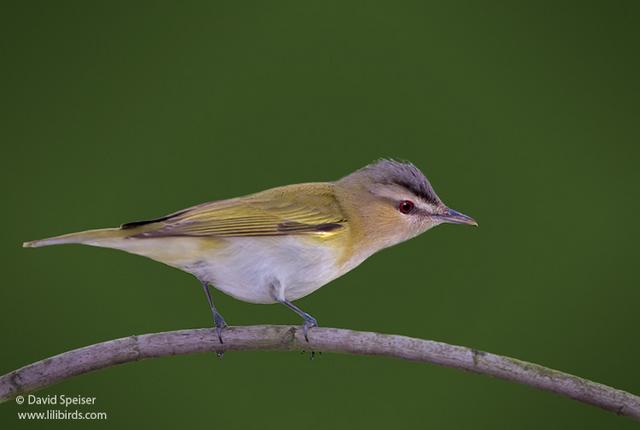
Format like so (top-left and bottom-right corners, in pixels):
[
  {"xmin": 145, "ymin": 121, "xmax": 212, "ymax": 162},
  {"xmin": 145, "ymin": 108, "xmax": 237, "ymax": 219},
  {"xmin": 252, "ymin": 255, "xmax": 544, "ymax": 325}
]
[{"xmin": 1, "ymin": 325, "xmax": 638, "ymax": 420}]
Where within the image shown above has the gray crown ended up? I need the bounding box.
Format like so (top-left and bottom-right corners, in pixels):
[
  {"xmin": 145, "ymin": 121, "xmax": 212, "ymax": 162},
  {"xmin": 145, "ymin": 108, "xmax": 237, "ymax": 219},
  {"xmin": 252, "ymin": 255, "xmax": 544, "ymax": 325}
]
[{"xmin": 355, "ymin": 159, "xmax": 441, "ymax": 205}]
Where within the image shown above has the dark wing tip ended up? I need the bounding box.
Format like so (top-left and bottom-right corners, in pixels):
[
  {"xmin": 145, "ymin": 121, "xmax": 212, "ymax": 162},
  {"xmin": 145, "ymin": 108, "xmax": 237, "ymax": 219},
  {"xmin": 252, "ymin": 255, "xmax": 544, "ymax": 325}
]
[
  {"xmin": 276, "ymin": 221, "xmax": 345, "ymax": 234},
  {"xmin": 121, "ymin": 210, "xmax": 188, "ymax": 230},
  {"xmin": 313, "ymin": 222, "xmax": 344, "ymax": 232}
]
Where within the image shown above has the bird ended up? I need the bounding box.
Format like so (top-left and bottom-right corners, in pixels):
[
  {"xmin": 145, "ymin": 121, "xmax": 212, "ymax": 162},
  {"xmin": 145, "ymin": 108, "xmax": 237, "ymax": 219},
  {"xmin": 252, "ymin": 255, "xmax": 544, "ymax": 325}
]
[{"xmin": 23, "ymin": 159, "xmax": 477, "ymax": 342}]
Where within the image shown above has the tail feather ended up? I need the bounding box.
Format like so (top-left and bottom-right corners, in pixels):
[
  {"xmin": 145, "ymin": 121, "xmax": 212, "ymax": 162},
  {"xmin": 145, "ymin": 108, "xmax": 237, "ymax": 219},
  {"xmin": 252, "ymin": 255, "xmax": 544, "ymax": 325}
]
[{"xmin": 22, "ymin": 228, "xmax": 124, "ymax": 248}]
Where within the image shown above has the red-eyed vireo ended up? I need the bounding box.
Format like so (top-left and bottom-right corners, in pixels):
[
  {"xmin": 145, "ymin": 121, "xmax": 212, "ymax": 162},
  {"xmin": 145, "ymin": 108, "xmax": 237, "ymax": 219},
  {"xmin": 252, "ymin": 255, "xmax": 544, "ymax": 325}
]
[{"xmin": 24, "ymin": 159, "xmax": 477, "ymax": 342}]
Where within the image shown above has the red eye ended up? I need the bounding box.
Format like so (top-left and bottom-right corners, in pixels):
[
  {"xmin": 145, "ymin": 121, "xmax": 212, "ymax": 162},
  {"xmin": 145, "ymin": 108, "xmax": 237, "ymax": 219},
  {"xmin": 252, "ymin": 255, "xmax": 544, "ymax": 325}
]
[{"xmin": 398, "ymin": 200, "xmax": 415, "ymax": 214}]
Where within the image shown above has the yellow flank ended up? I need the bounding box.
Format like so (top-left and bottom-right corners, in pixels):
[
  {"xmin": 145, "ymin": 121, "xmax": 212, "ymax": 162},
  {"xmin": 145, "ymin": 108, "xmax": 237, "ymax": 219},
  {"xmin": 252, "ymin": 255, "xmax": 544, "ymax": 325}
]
[{"xmin": 110, "ymin": 236, "xmax": 226, "ymax": 269}]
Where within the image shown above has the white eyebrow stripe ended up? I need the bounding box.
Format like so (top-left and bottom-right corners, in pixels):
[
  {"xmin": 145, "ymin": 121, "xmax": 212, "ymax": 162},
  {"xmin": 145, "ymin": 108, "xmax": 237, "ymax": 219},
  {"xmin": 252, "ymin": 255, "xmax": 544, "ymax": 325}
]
[{"xmin": 415, "ymin": 201, "xmax": 436, "ymax": 213}]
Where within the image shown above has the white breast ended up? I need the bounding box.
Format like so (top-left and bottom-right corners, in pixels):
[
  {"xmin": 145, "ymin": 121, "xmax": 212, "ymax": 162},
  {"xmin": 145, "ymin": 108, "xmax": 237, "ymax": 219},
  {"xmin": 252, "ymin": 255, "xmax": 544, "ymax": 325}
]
[{"xmin": 184, "ymin": 236, "xmax": 344, "ymax": 304}]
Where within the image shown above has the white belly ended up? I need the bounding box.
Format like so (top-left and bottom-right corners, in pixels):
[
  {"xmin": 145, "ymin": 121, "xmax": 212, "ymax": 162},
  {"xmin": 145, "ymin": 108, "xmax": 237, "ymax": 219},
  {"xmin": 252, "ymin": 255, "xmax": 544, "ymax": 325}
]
[{"xmin": 184, "ymin": 236, "xmax": 344, "ymax": 304}]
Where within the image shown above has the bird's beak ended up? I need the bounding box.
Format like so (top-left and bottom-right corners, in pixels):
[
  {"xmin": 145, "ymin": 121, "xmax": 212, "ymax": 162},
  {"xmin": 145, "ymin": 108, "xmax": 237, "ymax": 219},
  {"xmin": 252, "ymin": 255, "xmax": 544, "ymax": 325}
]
[{"xmin": 436, "ymin": 208, "xmax": 478, "ymax": 226}]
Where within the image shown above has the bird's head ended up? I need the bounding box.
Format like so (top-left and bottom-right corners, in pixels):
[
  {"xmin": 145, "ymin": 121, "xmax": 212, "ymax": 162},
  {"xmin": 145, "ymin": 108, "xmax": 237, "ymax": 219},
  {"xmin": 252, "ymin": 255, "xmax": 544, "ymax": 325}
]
[{"xmin": 336, "ymin": 159, "xmax": 477, "ymax": 250}]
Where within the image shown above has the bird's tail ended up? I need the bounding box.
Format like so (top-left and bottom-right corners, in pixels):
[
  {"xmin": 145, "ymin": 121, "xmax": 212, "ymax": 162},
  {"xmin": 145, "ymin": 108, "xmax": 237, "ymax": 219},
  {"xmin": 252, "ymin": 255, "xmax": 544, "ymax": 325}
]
[{"xmin": 22, "ymin": 228, "xmax": 126, "ymax": 248}]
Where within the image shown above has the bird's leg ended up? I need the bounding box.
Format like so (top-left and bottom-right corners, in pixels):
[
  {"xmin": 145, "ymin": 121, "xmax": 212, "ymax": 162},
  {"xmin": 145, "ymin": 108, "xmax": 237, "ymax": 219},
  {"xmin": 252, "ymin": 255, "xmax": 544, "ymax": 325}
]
[
  {"xmin": 200, "ymin": 280, "xmax": 227, "ymax": 344},
  {"xmin": 279, "ymin": 299, "xmax": 318, "ymax": 342}
]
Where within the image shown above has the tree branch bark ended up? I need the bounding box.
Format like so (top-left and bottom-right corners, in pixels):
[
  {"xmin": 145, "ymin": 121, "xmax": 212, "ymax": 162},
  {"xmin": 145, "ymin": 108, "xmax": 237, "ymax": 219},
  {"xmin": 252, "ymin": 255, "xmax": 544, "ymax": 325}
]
[{"xmin": 1, "ymin": 325, "xmax": 638, "ymax": 420}]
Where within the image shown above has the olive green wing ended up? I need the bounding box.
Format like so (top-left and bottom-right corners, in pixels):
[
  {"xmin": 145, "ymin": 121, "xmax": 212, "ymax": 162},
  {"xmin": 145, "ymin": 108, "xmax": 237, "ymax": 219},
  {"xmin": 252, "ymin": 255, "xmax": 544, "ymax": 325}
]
[{"xmin": 124, "ymin": 183, "xmax": 347, "ymax": 238}]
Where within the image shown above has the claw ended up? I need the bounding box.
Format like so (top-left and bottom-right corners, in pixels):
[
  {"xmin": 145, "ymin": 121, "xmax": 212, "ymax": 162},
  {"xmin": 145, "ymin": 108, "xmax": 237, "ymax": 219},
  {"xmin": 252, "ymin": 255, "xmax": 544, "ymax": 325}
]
[
  {"xmin": 302, "ymin": 316, "xmax": 317, "ymax": 342},
  {"xmin": 215, "ymin": 326, "xmax": 225, "ymax": 344},
  {"xmin": 214, "ymin": 314, "xmax": 227, "ymax": 344},
  {"xmin": 279, "ymin": 298, "xmax": 318, "ymax": 343}
]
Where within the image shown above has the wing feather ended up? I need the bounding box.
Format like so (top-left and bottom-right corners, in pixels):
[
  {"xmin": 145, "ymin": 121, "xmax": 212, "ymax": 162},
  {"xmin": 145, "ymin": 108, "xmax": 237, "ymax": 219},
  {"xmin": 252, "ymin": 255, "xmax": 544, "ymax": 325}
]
[{"xmin": 128, "ymin": 183, "xmax": 347, "ymax": 238}]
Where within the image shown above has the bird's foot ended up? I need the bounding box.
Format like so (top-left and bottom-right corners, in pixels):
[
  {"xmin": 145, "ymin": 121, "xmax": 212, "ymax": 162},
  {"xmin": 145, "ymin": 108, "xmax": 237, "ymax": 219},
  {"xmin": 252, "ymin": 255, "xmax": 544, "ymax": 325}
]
[
  {"xmin": 302, "ymin": 314, "xmax": 318, "ymax": 342},
  {"xmin": 213, "ymin": 313, "xmax": 228, "ymax": 344},
  {"xmin": 278, "ymin": 298, "xmax": 318, "ymax": 343},
  {"xmin": 213, "ymin": 318, "xmax": 227, "ymax": 358}
]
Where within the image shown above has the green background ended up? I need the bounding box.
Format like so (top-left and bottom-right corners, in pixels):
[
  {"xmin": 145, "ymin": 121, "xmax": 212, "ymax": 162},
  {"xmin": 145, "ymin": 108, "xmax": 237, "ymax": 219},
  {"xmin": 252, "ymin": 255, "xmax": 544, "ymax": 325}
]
[{"xmin": 1, "ymin": 1, "xmax": 638, "ymax": 428}]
